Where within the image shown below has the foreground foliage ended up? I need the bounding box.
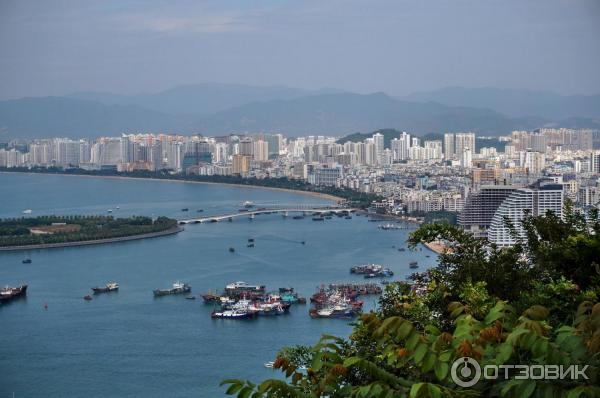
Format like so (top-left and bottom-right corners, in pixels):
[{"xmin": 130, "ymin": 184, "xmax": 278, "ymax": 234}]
[{"xmin": 223, "ymin": 207, "xmax": 600, "ymax": 397}]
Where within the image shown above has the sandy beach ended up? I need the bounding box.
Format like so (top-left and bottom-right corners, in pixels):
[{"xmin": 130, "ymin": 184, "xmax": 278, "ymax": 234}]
[{"xmin": 0, "ymin": 171, "xmax": 343, "ymax": 203}]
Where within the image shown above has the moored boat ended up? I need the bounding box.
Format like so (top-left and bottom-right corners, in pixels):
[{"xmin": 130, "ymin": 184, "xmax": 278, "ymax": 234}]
[
  {"xmin": 22, "ymin": 258, "xmax": 32, "ymax": 264},
  {"xmin": 211, "ymin": 309, "xmax": 255, "ymax": 319},
  {"xmin": 0, "ymin": 284, "xmax": 28, "ymax": 304},
  {"xmin": 92, "ymin": 282, "xmax": 119, "ymax": 294},
  {"xmin": 409, "ymin": 261, "xmax": 419, "ymax": 269},
  {"xmin": 153, "ymin": 281, "xmax": 191, "ymax": 297}
]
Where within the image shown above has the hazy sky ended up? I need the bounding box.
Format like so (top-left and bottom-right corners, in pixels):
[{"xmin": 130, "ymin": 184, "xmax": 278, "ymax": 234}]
[{"xmin": 1, "ymin": 0, "xmax": 599, "ymax": 99}]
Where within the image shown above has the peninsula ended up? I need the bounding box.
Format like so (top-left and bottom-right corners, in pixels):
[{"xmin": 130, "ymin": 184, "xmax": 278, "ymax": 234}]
[{"xmin": 0, "ymin": 215, "xmax": 181, "ymax": 251}]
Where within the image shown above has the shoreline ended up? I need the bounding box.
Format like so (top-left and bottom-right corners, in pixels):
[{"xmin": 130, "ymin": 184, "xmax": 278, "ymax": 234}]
[
  {"xmin": 0, "ymin": 171, "xmax": 342, "ymax": 203},
  {"xmin": 0, "ymin": 226, "xmax": 183, "ymax": 252},
  {"xmin": 423, "ymin": 241, "xmax": 448, "ymax": 255}
]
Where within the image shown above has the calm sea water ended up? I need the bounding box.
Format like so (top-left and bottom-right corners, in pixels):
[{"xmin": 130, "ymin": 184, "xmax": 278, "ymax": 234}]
[{"xmin": 0, "ymin": 173, "xmax": 437, "ymax": 397}]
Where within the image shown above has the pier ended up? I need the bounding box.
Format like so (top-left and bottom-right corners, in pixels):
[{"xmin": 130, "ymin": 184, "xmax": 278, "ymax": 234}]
[{"xmin": 178, "ymin": 206, "xmax": 356, "ymax": 224}]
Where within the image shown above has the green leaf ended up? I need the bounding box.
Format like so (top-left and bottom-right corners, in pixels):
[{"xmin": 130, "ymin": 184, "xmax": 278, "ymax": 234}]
[
  {"xmin": 397, "ymin": 321, "xmax": 413, "ymax": 340},
  {"xmin": 413, "ymin": 344, "xmax": 428, "ymax": 363},
  {"xmin": 427, "ymin": 384, "xmax": 442, "ymax": 398},
  {"xmin": 421, "ymin": 353, "xmax": 436, "ymax": 373},
  {"xmin": 238, "ymin": 386, "xmax": 253, "ymax": 398},
  {"xmin": 225, "ymin": 383, "xmax": 243, "ymax": 395},
  {"xmin": 496, "ymin": 343, "xmax": 513, "ymax": 365},
  {"xmin": 409, "ymin": 383, "xmax": 426, "ymax": 398},
  {"xmin": 406, "ymin": 332, "xmax": 420, "ymax": 350},
  {"xmin": 434, "ymin": 361, "xmax": 449, "ymax": 381}
]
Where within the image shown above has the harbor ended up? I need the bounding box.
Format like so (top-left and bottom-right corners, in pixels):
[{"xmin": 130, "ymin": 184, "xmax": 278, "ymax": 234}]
[{"xmin": 0, "ymin": 172, "xmax": 438, "ymax": 397}]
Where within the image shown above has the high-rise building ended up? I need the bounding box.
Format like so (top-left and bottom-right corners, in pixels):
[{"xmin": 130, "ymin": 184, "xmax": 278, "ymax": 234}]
[
  {"xmin": 232, "ymin": 154, "xmax": 251, "ymax": 175},
  {"xmin": 455, "ymin": 132, "xmax": 476, "ymax": 156},
  {"xmin": 239, "ymin": 138, "xmax": 253, "ymax": 156},
  {"xmin": 444, "ymin": 133, "xmax": 455, "ymax": 160},
  {"xmin": 252, "ymin": 140, "xmax": 269, "ymax": 161},
  {"xmin": 391, "ymin": 132, "xmax": 411, "ymax": 161},
  {"xmin": 372, "ymin": 132, "xmax": 384, "ymax": 163},
  {"xmin": 458, "ymin": 185, "xmax": 517, "ymax": 237},
  {"xmin": 488, "ymin": 182, "xmax": 564, "ymax": 246}
]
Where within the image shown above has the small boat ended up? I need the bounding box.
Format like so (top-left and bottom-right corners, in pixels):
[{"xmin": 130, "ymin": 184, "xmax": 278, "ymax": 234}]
[
  {"xmin": 229, "ymin": 247, "xmax": 235, "ymax": 253},
  {"xmin": 264, "ymin": 361, "xmax": 275, "ymax": 368},
  {"xmin": 185, "ymin": 295, "xmax": 196, "ymax": 300},
  {"xmin": 398, "ymin": 248, "xmax": 406, "ymax": 252},
  {"xmin": 153, "ymin": 281, "xmax": 191, "ymax": 297},
  {"xmin": 301, "ymin": 241, "xmax": 306, "ymax": 245},
  {"xmin": 409, "ymin": 261, "xmax": 418, "ymax": 269},
  {"xmin": 22, "ymin": 259, "xmax": 32, "ymax": 264},
  {"xmin": 248, "ymin": 238, "xmax": 255, "ymax": 242},
  {"xmin": 247, "ymin": 243, "xmax": 255, "ymax": 248},
  {"xmin": 201, "ymin": 293, "xmax": 221, "ymax": 303},
  {"xmin": 312, "ymin": 217, "xmax": 325, "ymax": 221},
  {"xmin": 292, "ymin": 215, "xmax": 304, "ymax": 220},
  {"xmin": 426, "ymin": 255, "xmax": 430, "ymax": 258},
  {"xmin": 116, "ymin": 206, "xmax": 120, "ymax": 209},
  {"xmin": 22, "ymin": 209, "xmax": 32, "ymax": 214},
  {"xmin": 243, "ymin": 201, "xmax": 254, "ymax": 208},
  {"xmin": 345, "ymin": 216, "xmax": 352, "ymax": 219},
  {"xmin": 107, "ymin": 209, "xmax": 113, "ymax": 213},
  {"xmin": 92, "ymin": 282, "xmax": 119, "ymax": 294},
  {"xmin": 83, "ymin": 295, "xmax": 93, "ymax": 301},
  {"xmin": 325, "ymin": 216, "xmax": 332, "ymax": 220},
  {"xmin": 197, "ymin": 209, "xmax": 204, "ymax": 213},
  {"xmin": 181, "ymin": 208, "xmax": 189, "ymax": 212}
]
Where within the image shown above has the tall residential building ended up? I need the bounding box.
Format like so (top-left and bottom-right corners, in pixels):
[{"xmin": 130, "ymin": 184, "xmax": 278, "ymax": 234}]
[
  {"xmin": 444, "ymin": 133, "xmax": 455, "ymax": 160},
  {"xmin": 488, "ymin": 183, "xmax": 564, "ymax": 246},
  {"xmin": 372, "ymin": 132, "xmax": 384, "ymax": 163},
  {"xmin": 252, "ymin": 140, "xmax": 269, "ymax": 161},
  {"xmin": 458, "ymin": 185, "xmax": 517, "ymax": 237},
  {"xmin": 455, "ymin": 132, "xmax": 476, "ymax": 156},
  {"xmin": 239, "ymin": 138, "xmax": 253, "ymax": 156},
  {"xmin": 391, "ymin": 132, "xmax": 411, "ymax": 161},
  {"xmin": 232, "ymin": 154, "xmax": 251, "ymax": 174}
]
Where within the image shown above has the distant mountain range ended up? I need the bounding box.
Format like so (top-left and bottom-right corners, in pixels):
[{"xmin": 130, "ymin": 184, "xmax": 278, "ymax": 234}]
[
  {"xmin": 403, "ymin": 87, "xmax": 600, "ymax": 120},
  {"xmin": 0, "ymin": 83, "xmax": 598, "ymax": 140}
]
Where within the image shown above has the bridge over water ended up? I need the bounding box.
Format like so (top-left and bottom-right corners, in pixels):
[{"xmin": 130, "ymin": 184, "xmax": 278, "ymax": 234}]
[{"xmin": 178, "ymin": 206, "xmax": 356, "ymax": 224}]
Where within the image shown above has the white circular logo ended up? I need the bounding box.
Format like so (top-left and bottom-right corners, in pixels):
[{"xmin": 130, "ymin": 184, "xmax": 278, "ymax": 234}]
[{"xmin": 451, "ymin": 357, "xmax": 481, "ymax": 387}]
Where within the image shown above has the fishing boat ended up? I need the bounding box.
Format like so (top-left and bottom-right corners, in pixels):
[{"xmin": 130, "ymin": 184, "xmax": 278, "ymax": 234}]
[
  {"xmin": 247, "ymin": 243, "xmax": 255, "ymax": 248},
  {"xmin": 153, "ymin": 281, "xmax": 191, "ymax": 297},
  {"xmin": 196, "ymin": 209, "xmax": 204, "ymax": 213},
  {"xmin": 83, "ymin": 295, "xmax": 93, "ymax": 301},
  {"xmin": 201, "ymin": 292, "xmax": 221, "ymax": 303},
  {"xmin": 292, "ymin": 215, "xmax": 304, "ymax": 220},
  {"xmin": 312, "ymin": 217, "xmax": 325, "ymax": 221},
  {"xmin": 248, "ymin": 238, "xmax": 255, "ymax": 243},
  {"xmin": 409, "ymin": 261, "xmax": 419, "ymax": 269},
  {"xmin": 211, "ymin": 309, "xmax": 255, "ymax": 319},
  {"xmin": 92, "ymin": 282, "xmax": 119, "ymax": 294},
  {"xmin": 181, "ymin": 208, "xmax": 189, "ymax": 212},
  {"xmin": 22, "ymin": 258, "xmax": 32, "ymax": 264},
  {"xmin": 0, "ymin": 285, "xmax": 28, "ymax": 304}
]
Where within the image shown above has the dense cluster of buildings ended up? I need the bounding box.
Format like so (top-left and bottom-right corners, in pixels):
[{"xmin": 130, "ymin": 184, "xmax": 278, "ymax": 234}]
[{"xmin": 2, "ymin": 127, "xmax": 599, "ymax": 247}]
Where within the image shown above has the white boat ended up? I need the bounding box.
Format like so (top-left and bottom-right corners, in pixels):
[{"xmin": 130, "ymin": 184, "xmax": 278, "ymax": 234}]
[
  {"xmin": 264, "ymin": 361, "xmax": 275, "ymax": 368},
  {"xmin": 22, "ymin": 209, "xmax": 32, "ymax": 214},
  {"xmin": 243, "ymin": 201, "xmax": 254, "ymax": 208}
]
